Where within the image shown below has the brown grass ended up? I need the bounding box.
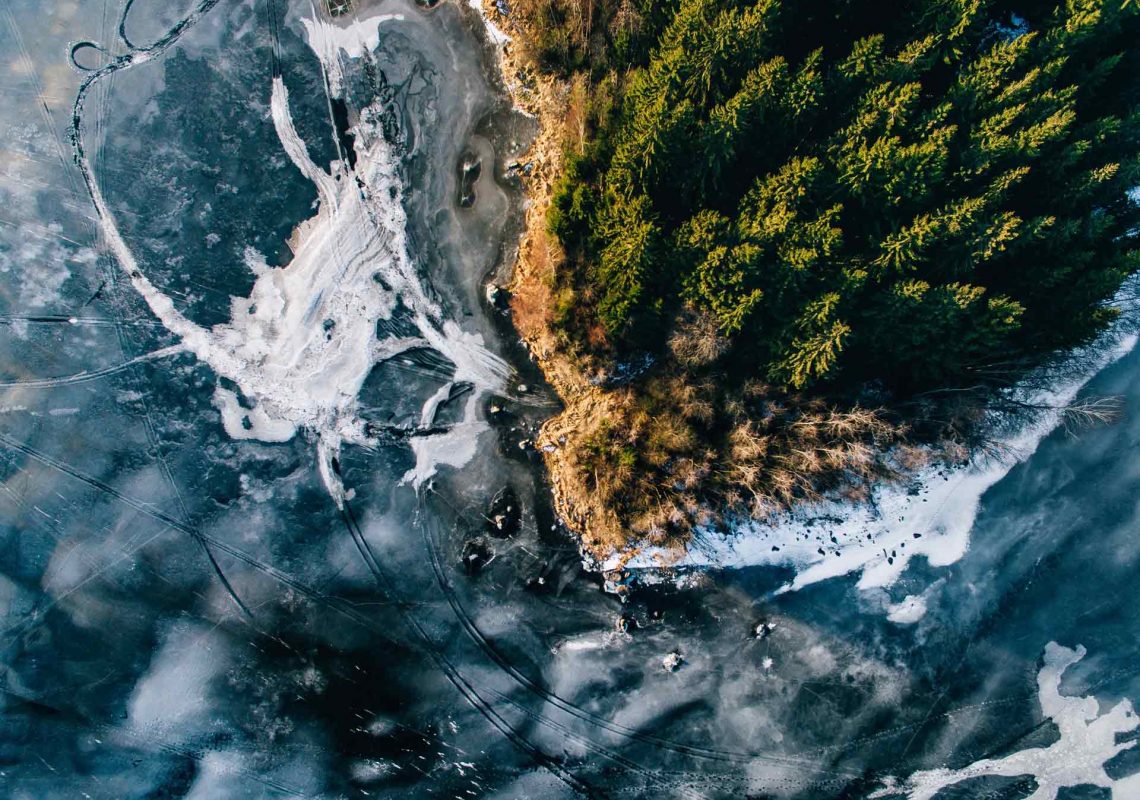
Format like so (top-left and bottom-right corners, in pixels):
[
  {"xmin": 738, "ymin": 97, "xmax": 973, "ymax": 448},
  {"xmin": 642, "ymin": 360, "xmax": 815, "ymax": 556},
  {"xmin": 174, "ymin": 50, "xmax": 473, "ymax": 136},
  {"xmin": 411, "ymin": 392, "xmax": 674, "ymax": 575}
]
[{"xmin": 482, "ymin": 0, "xmax": 933, "ymax": 563}]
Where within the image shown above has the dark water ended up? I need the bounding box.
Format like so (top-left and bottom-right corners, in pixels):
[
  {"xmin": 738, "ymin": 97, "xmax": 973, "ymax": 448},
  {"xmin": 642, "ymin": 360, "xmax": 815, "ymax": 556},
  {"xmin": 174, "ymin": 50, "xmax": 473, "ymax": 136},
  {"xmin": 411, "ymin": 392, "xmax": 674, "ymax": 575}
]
[{"xmin": 0, "ymin": 2, "xmax": 1136, "ymax": 799}]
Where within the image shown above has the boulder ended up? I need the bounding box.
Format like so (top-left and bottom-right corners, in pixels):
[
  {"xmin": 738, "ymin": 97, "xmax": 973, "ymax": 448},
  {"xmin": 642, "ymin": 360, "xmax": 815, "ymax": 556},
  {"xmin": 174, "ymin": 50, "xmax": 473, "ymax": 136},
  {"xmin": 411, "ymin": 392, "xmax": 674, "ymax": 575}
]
[{"xmin": 486, "ymin": 487, "xmax": 521, "ymax": 538}]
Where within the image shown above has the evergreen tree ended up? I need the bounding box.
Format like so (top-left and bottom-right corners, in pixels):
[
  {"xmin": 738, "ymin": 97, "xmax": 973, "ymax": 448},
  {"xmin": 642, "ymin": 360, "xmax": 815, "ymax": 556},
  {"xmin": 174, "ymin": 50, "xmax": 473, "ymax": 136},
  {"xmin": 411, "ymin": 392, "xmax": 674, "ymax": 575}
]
[{"xmin": 550, "ymin": 0, "xmax": 1139, "ymax": 392}]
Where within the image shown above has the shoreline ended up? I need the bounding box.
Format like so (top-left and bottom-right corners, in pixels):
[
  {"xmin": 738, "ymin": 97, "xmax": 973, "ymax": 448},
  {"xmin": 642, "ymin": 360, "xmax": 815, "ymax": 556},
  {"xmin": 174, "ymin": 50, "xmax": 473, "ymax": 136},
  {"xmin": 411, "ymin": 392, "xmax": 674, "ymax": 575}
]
[
  {"xmin": 461, "ymin": 1, "xmax": 631, "ymax": 568},
  {"xmin": 460, "ymin": 0, "xmax": 647, "ymax": 574},
  {"xmin": 460, "ymin": 0, "xmax": 1140, "ymax": 602},
  {"xmin": 450, "ymin": 0, "xmax": 616, "ymax": 583}
]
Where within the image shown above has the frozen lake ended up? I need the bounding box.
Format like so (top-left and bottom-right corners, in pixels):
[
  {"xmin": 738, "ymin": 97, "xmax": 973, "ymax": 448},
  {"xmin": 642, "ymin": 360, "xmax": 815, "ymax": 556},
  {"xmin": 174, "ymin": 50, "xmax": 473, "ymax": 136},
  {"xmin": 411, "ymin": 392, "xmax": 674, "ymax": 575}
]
[{"xmin": 0, "ymin": 2, "xmax": 1137, "ymax": 797}]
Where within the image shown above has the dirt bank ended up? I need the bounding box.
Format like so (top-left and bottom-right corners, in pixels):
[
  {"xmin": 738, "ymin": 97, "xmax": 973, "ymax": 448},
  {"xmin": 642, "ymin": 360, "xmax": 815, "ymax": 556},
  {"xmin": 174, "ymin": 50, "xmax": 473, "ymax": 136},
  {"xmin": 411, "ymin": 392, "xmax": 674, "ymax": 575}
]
[{"xmin": 468, "ymin": 0, "xmax": 651, "ymax": 568}]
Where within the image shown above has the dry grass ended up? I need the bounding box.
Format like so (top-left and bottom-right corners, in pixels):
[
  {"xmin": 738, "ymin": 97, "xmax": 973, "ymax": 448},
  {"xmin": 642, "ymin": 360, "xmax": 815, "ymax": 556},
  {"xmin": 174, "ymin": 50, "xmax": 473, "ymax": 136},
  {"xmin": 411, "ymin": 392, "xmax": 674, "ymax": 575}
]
[
  {"xmin": 668, "ymin": 310, "xmax": 728, "ymax": 368},
  {"xmin": 532, "ymin": 350, "xmax": 915, "ymax": 559},
  {"xmin": 510, "ymin": 221, "xmax": 561, "ymax": 341},
  {"xmin": 488, "ymin": 0, "xmax": 944, "ymax": 562},
  {"xmin": 505, "ymin": 0, "xmax": 635, "ymax": 74}
]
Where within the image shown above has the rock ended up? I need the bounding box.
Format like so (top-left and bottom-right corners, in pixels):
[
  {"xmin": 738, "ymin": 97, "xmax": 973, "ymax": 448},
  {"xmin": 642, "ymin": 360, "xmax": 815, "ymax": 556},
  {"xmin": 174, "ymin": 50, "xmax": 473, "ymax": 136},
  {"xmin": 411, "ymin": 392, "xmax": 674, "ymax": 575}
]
[
  {"xmin": 524, "ymin": 562, "xmax": 554, "ymax": 593},
  {"xmin": 457, "ymin": 152, "xmax": 481, "ymax": 208},
  {"xmin": 486, "ymin": 487, "xmax": 521, "ymax": 538},
  {"xmin": 516, "ymin": 383, "xmax": 528, "ymax": 393},
  {"xmin": 505, "ymin": 160, "xmax": 535, "ymax": 179},
  {"xmin": 615, "ymin": 614, "xmax": 638, "ymax": 634},
  {"xmin": 462, "ymin": 537, "xmax": 493, "ymax": 575},
  {"xmin": 662, "ymin": 651, "xmax": 684, "ymax": 672},
  {"xmin": 485, "ymin": 283, "xmax": 509, "ymax": 312}
]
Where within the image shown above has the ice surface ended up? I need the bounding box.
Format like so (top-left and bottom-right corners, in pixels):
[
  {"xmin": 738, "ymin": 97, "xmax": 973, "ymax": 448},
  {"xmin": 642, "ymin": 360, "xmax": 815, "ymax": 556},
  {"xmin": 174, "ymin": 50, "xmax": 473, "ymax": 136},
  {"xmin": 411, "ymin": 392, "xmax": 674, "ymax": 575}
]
[
  {"xmin": 875, "ymin": 642, "xmax": 1139, "ymax": 800},
  {"xmin": 300, "ymin": 9, "xmax": 407, "ymax": 95},
  {"xmin": 82, "ymin": 7, "xmax": 509, "ymax": 505}
]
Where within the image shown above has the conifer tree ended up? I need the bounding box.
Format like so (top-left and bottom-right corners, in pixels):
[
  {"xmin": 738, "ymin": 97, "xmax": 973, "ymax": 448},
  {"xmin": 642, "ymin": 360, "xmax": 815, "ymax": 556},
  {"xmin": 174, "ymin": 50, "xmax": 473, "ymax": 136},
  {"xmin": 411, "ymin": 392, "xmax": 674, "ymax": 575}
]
[{"xmin": 550, "ymin": 0, "xmax": 1139, "ymax": 391}]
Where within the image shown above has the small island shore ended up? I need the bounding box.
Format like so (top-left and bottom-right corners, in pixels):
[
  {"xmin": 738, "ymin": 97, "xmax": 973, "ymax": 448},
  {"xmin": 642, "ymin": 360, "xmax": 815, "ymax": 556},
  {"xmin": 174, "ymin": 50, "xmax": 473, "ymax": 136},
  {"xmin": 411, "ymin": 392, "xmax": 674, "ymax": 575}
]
[
  {"xmin": 474, "ymin": 4, "xmax": 905, "ymax": 570},
  {"xmin": 467, "ymin": 0, "xmax": 1140, "ymax": 575}
]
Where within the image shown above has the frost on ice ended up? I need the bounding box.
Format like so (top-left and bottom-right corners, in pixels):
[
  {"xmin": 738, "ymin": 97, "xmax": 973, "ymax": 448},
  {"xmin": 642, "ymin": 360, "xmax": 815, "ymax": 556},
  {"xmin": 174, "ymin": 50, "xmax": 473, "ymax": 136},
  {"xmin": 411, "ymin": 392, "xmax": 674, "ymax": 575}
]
[
  {"xmin": 874, "ymin": 642, "xmax": 1139, "ymax": 800},
  {"xmin": 85, "ymin": 10, "xmax": 509, "ymax": 504}
]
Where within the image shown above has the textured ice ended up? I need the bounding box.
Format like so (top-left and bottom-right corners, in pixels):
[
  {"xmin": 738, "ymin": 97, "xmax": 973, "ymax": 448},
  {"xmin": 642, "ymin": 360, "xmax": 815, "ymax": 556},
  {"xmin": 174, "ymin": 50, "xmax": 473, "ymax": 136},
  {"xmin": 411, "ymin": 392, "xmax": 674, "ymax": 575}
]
[
  {"xmin": 875, "ymin": 642, "xmax": 1139, "ymax": 799},
  {"xmin": 84, "ymin": 8, "xmax": 509, "ymax": 505},
  {"xmin": 300, "ymin": 10, "xmax": 406, "ymax": 95}
]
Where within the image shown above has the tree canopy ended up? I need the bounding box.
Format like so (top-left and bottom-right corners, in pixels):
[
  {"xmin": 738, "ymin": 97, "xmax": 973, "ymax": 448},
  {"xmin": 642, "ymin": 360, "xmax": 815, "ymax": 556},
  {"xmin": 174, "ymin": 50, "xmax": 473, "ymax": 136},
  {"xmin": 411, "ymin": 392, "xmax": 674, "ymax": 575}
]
[{"xmin": 548, "ymin": 0, "xmax": 1140, "ymax": 394}]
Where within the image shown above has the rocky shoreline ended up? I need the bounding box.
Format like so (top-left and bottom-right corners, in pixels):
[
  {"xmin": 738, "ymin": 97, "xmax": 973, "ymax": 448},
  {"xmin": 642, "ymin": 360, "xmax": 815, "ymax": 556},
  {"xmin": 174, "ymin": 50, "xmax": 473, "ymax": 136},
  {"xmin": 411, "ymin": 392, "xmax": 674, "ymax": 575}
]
[
  {"xmin": 463, "ymin": 1, "xmax": 649, "ymax": 573},
  {"xmin": 461, "ymin": 0, "xmax": 1140, "ymax": 597}
]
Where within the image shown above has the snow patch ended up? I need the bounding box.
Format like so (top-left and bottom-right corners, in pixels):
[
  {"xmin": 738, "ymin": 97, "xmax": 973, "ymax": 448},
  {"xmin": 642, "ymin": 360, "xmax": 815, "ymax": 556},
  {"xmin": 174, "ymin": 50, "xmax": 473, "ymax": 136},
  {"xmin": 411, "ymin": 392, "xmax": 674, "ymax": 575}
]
[
  {"xmin": 128, "ymin": 620, "xmax": 231, "ymax": 736},
  {"xmin": 87, "ymin": 9, "xmax": 509, "ymax": 505},
  {"xmin": 886, "ymin": 594, "xmax": 927, "ymax": 625},
  {"xmin": 874, "ymin": 642, "xmax": 1139, "ymax": 799},
  {"xmin": 466, "ymin": 0, "xmax": 510, "ymax": 47},
  {"xmin": 403, "ymin": 392, "xmax": 488, "ymax": 489},
  {"xmin": 300, "ymin": 10, "xmax": 406, "ymax": 95},
  {"xmin": 607, "ymin": 290, "xmax": 1139, "ymax": 599}
]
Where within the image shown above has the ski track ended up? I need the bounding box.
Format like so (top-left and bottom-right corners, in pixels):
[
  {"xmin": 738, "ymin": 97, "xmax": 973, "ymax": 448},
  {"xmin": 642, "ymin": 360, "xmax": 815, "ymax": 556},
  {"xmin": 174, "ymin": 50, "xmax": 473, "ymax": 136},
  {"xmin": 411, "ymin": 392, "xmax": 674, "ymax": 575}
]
[
  {"xmin": 417, "ymin": 495, "xmax": 877, "ymax": 782},
  {"xmin": 63, "ymin": 4, "xmax": 608, "ymax": 796},
  {"xmin": 0, "ymin": 344, "xmax": 182, "ymax": 388},
  {"xmin": 337, "ymin": 504, "xmax": 601, "ymax": 798},
  {"xmin": 421, "ymin": 483, "xmax": 1028, "ymax": 776},
  {"xmin": 0, "ymin": 428, "xmax": 409, "ymax": 650}
]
